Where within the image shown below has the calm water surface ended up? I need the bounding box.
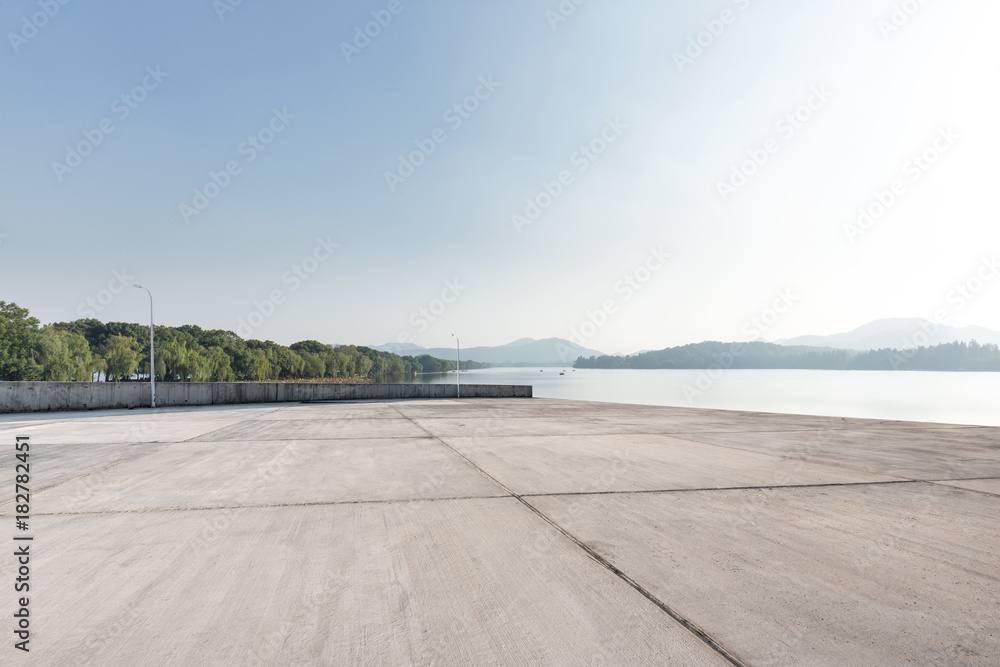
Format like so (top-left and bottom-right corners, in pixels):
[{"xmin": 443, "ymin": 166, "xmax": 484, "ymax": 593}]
[{"xmin": 413, "ymin": 368, "xmax": 1000, "ymax": 427}]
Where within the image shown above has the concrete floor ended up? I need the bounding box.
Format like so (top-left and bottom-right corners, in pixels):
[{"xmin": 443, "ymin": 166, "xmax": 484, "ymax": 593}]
[{"xmin": 1, "ymin": 399, "xmax": 998, "ymax": 666}]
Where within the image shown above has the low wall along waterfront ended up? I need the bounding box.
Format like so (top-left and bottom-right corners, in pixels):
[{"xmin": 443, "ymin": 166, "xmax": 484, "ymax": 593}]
[{"xmin": 0, "ymin": 382, "xmax": 533, "ymax": 414}]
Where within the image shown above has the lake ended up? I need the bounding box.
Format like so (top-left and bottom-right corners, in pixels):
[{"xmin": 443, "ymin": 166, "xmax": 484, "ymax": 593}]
[{"xmin": 411, "ymin": 367, "xmax": 1000, "ymax": 427}]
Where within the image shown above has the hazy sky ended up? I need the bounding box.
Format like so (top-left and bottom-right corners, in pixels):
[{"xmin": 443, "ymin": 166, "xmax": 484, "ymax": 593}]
[{"xmin": 2, "ymin": 0, "xmax": 998, "ymax": 354}]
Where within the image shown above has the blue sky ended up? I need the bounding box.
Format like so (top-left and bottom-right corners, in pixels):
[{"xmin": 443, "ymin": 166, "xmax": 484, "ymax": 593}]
[{"xmin": 2, "ymin": 0, "xmax": 998, "ymax": 354}]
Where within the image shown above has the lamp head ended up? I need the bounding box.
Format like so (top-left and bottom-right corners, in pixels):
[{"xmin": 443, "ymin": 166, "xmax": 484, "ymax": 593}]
[{"xmin": 132, "ymin": 282, "xmax": 143, "ymax": 289}]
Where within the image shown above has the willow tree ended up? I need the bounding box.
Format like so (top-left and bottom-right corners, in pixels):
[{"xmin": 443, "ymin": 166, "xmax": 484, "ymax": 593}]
[
  {"xmin": 103, "ymin": 335, "xmax": 141, "ymax": 382},
  {"xmin": 207, "ymin": 346, "xmax": 234, "ymax": 382},
  {"xmin": 39, "ymin": 328, "xmax": 94, "ymax": 381}
]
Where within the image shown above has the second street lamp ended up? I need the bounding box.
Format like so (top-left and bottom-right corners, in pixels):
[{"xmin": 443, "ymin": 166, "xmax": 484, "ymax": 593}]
[
  {"xmin": 132, "ymin": 283, "xmax": 156, "ymax": 408},
  {"xmin": 451, "ymin": 333, "xmax": 460, "ymax": 399}
]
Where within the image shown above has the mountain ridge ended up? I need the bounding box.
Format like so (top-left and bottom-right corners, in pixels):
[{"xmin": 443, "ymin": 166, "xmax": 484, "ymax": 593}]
[
  {"xmin": 776, "ymin": 318, "xmax": 1000, "ymax": 350},
  {"xmin": 373, "ymin": 337, "xmax": 605, "ymax": 366}
]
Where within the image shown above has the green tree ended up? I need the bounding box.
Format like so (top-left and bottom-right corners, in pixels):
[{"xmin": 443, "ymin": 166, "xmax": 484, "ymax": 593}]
[
  {"xmin": 0, "ymin": 302, "xmax": 43, "ymax": 380},
  {"xmin": 66, "ymin": 332, "xmax": 96, "ymax": 381},
  {"xmin": 207, "ymin": 346, "xmax": 234, "ymax": 382},
  {"xmin": 248, "ymin": 349, "xmax": 272, "ymax": 380},
  {"xmin": 52, "ymin": 318, "xmax": 108, "ymax": 352},
  {"xmin": 277, "ymin": 348, "xmax": 305, "ymax": 378},
  {"xmin": 6, "ymin": 304, "xmax": 468, "ymax": 384},
  {"xmin": 159, "ymin": 338, "xmax": 189, "ymax": 381},
  {"xmin": 38, "ymin": 327, "xmax": 94, "ymax": 381},
  {"xmin": 298, "ymin": 350, "xmax": 326, "ymax": 378},
  {"xmin": 144, "ymin": 356, "xmax": 167, "ymax": 382},
  {"xmin": 354, "ymin": 354, "xmax": 373, "ymax": 378},
  {"xmin": 187, "ymin": 346, "xmax": 212, "ymax": 382},
  {"xmin": 247, "ymin": 340, "xmax": 304, "ymax": 379},
  {"xmin": 39, "ymin": 327, "xmax": 74, "ymax": 381},
  {"xmin": 289, "ymin": 340, "xmax": 332, "ymax": 356},
  {"xmin": 103, "ymin": 335, "xmax": 141, "ymax": 382}
]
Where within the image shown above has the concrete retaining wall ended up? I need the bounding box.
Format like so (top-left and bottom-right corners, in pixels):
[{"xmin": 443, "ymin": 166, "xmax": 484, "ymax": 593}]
[{"xmin": 0, "ymin": 382, "xmax": 532, "ymax": 414}]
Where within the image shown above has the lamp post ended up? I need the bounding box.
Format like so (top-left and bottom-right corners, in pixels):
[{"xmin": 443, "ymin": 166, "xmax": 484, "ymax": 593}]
[
  {"xmin": 450, "ymin": 333, "xmax": 460, "ymax": 399},
  {"xmin": 132, "ymin": 283, "xmax": 156, "ymax": 408}
]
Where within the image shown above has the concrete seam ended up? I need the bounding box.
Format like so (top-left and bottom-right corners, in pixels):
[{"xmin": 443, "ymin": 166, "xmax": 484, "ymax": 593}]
[
  {"xmin": 1, "ymin": 406, "xmax": 288, "ymax": 503},
  {"xmin": 14, "ymin": 494, "xmax": 514, "ymax": 517},
  {"xmin": 521, "ymin": 479, "xmax": 920, "ymax": 499},
  {"xmin": 514, "ymin": 496, "xmax": 748, "ymax": 667},
  {"xmin": 191, "ymin": 434, "xmax": 444, "ymax": 443},
  {"xmin": 391, "ymin": 405, "xmax": 748, "ymax": 667},
  {"xmin": 926, "ymin": 481, "xmax": 1000, "ymax": 499},
  {"xmin": 388, "ymin": 405, "xmax": 518, "ymax": 497},
  {"xmin": 13, "ymin": 479, "xmax": 998, "ymax": 518}
]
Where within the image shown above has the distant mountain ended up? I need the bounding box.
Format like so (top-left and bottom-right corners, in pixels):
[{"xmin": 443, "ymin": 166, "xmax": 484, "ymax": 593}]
[
  {"xmin": 373, "ymin": 337, "xmax": 604, "ymax": 366},
  {"xmin": 777, "ymin": 318, "xmax": 1000, "ymax": 350},
  {"xmin": 575, "ymin": 340, "xmax": 1000, "ymax": 372}
]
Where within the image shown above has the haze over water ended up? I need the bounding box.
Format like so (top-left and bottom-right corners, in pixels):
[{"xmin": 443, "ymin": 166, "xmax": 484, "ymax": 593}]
[{"xmin": 416, "ymin": 368, "xmax": 1000, "ymax": 427}]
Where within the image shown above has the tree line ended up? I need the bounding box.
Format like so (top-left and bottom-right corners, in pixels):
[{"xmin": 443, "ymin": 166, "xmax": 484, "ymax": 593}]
[
  {"xmin": 0, "ymin": 301, "xmax": 487, "ymax": 382},
  {"xmin": 574, "ymin": 340, "xmax": 1000, "ymax": 371}
]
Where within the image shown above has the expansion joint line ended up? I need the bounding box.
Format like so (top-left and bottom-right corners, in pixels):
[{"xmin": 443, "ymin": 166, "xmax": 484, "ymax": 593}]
[
  {"xmin": 390, "ymin": 406, "xmax": 748, "ymax": 667},
  {"xmin": 1, "ymin": 406, "xmax": 288, "ymax": 504}
]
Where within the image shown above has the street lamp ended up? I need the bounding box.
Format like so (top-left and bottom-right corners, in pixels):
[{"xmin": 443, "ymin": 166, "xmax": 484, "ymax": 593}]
[
  {"xmin": 450, "ymin": 333, "xmax": 460, "ymax": 399},
  {"xmin": 132, "ymin": 283, "xmax": 156, "ymax": 408}
]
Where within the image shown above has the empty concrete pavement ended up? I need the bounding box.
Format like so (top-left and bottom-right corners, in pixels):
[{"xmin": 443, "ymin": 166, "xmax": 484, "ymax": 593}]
[{"xmin": 1, "ymin": 399, "xmax": 998, "ymax": 665}]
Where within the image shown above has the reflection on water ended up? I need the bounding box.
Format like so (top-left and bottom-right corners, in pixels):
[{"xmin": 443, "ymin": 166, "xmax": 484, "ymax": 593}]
[
  {"xmin": 374, "ymin": 373, "xmax": 414, "ymax": 385},
  {"xmin": 398, "ymin": 367, "xmax": 1000, "ymax": 427}
]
